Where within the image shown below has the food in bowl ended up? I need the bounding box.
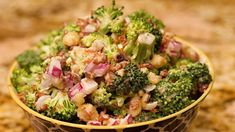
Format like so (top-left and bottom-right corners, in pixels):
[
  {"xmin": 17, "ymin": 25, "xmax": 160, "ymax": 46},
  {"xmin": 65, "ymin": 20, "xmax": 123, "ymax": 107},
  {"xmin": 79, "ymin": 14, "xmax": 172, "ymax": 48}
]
[{"xmin": 11, "ymin": 0, "xmax": 212, "ymax": 126}]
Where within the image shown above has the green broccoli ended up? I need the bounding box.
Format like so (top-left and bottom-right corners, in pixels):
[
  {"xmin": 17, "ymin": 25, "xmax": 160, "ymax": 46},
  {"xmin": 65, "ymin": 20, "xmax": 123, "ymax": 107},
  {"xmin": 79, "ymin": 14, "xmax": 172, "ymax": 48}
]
[
  {"xmin": 124, "ymin": 11, "xmax": 164, "ymax": 63},
  {"xmin": 151, "ymin": 78, "xmax": 195, "ymax": 116},
  {"xmin": 90, "ymin": 83, "xmax": 112, "ymax": 107},
  {"xmin": 124, "ymin": 32, "xmax": 156, "ymax": 63},
  {"xmin": 63, "ymin": 23, "xmax": 80, "ymax": 32},
  {"xmin": 186, "ymin": 62, "xmax": 212, "ymax": 84},
  {"xmin": 11, "ymin": 68, "xmax": 40, "ymax": 93},
  {"xmin": 128, "ymin": 10, "xmax": 165, "ymax": 30},
  {"xmin": 168, "ymin": 61, "xmax": 212, "ymax": 84},
  {"xmin": 108, "ymin": 63, "xmax": 149, "ymax": 96},
  {"xmin": 109, "ymin": 18, "xmax": 125, "ymax": 34},
  {"xmin": 151, "ymin": 61, "xmax": 212, "ymax": 116},
  {"xmin": 44, "ymin": 90, "xmax": 76, "ymax": 121},
  {"xmin": 25, "ymin": 92, "xmax": 36, "ymax": 109},
  {"xmin": 113, "ymin": 106, "xmax": 128, "ymax": 117},
  {"xmin": 126, "ymin": 18, "xmax": 153, "ymax": 41},
  {"xmin": 37, "ymin": 29, "xmax": 67, "ymax": 59},
  {"xmin": 16, "ymin": 50, "xmax": 43, "ymax": 72},
  {"xmin": 92, "ymin": 0, "xmax": 124, "ymax": 34},
  {"xmin": 134, "ymin": 111, "xmax": 161, "ymax": 122},
  {"xmin": 82, "ymin": 32, "xmax": 118, "ymax": 59}
]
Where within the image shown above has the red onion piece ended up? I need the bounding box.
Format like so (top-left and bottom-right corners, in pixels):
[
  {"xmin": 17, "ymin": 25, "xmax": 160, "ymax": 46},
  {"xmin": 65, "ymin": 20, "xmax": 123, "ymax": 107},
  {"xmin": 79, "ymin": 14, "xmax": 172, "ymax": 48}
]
[
  {"xmin": 87, "ymin": 121, "xmax": 102, "ymax": 126},
  {"xmin": 63, "ymin": 73, "xmax": 74, "ymax": 89},
  {"xmin": 166, "ymin": 40, "xmax": 182, "ymax": 57},
  {"xmin": 85, "ymin": 62, "xmax": 109, "ymax": 77},
  {"xmin": 35, "ymin": 95, "xmax": 51, "ymax": 111},
  {"xmin": 84, "ymin": 62, "xmax": 96, "ymax": 74},
  {"xmin": 68, "ymin": 83, "xmax": 84, "ymax": 98},
  {"xmin": 48, "ymin": 58, "xmax": 62, "ymax": 78},
  {"xmin": 93, "ymin": 63, "xmax": 109, "ymax": 77},
  {"xmin": 107, "ymin": 118, "xmax": 119, "ymax": 126},
  {"xmin": 120, "ymin": 114, "xmax": 133, "ymax": 125}
]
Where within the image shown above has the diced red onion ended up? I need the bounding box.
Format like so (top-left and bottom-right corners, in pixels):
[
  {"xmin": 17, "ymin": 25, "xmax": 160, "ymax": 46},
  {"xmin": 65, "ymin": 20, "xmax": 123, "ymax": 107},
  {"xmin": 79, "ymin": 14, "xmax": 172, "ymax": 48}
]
[
  {"xmin": 166, "ymin": 40, "xmax": 182, "ymax": 57},
  {"xmin": 93, "ymin": 63, "xmax": 109, "ymax": 77},
  {"xmin": 87, "ymin": 121, "xmax": 102, "ymax": 126},
  {"xmin": 81, "ymin": 78, "xmax": 98, "ymax": 95},
  {"xmin": 120, "ymin": 114, "xmax": 133, "ymax": 125},
  {"xmin": 85, "ymin": 62, "xmax": 109, "ymax": 77},
  {"xmin": 63, "ymin": 73, "xmax": 74, "ymax": 89},
  {"xmin": 84, "ymin": 62, "xmax": 96, "ymax": 74},
  {"xmin": 35, "ymin": 95, "xmax": 51, "ymax": 111},
  {"xmin": 68, "ymin": 83, "xmax": 84, "ymax": 98},
  {"xmin": 48, "ymin": 58, "xmax": 62, "ymax": 78},
  {"xmin": 107, "ymin": 118, "xmax": 119, "ymax": 126}
]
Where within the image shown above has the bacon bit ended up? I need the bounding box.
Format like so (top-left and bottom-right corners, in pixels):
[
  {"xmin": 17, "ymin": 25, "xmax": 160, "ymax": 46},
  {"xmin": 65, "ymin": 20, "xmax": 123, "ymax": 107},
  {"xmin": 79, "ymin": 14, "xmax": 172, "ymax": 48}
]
[
  {"xmin": 98, "ymin": 111, "xmax": 109, "ymax": 123},
  {"xmin": 198, "ymin": 83, "xmax": 209, "ymax": 93},
  {"xmin": 110, "ymin": 63, "xmax": 122, "ymax": 72},
  {"xmin": 92, "ymin": 52, "xmax": 107, "ymax": 64},
  {"xmin": 104, "ymin": 72, "xmax": 115, "ymax": 85},
  {"xmin": 139, "ymin": 63, "xmax": 154, "ymax": 69},
  {"xmin": 160, "ymin": 69, "xmax": 168, "ymax": 78},
  {"xmin": 36, "ymin": 92, "xmax": 46, "ymax": 99},
  {"xmin": 120, "ymin": 61, "xmax": 129, "ymax": 68},
  {"xmin": 114, "ymin": 34, "xmax": 127, "ymax": 44},
  {"xmin": 76, "ymin": 18, "xmax": 88, "ymax": 29},
  {"xmin": 17, "ymin": 93, "xmax": 25, "ymax": 102}
]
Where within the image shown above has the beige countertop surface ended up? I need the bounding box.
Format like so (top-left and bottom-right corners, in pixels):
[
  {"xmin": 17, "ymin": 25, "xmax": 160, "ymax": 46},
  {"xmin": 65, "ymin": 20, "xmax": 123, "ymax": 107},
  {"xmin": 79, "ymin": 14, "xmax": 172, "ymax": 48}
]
[{"xmin": 0, "ymin": 0, "xmax": 235, "ymax": 131}]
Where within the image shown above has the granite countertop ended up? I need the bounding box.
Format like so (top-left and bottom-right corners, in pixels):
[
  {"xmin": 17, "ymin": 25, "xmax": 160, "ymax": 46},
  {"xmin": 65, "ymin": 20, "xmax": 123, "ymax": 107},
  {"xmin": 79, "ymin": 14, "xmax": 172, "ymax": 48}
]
[{"xmin": 0, "ymin": 0, "xmax": 235, "ymax": 131}]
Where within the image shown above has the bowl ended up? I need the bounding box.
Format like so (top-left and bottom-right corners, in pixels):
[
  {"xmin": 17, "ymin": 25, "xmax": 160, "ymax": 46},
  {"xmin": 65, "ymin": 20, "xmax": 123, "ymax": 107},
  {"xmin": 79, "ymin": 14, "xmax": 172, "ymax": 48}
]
[{"xmin": 8, "ymin": 37, "xmax": 214, "ymax": 132}]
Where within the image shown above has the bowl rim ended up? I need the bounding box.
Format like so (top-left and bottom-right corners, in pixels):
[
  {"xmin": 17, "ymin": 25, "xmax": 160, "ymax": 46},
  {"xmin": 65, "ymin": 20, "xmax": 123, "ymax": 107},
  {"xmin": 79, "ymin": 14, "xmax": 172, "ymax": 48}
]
[{"xmin": 8, "ymin": 36, "xmax": 214, "ymax": 130}]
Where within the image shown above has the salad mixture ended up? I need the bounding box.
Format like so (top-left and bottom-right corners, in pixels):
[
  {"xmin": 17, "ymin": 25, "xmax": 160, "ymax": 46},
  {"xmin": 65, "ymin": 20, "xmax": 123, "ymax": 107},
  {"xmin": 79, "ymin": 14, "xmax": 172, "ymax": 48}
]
[{"xmin": 11, "ymin": 1, "xmax": 212, "ymax": 126}]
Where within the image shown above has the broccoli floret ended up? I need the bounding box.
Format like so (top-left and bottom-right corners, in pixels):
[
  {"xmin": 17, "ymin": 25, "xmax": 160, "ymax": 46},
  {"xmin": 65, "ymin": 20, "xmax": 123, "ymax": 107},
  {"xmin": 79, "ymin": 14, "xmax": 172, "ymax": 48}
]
[
  {"xmin": 124, "ymin": 32, "xmax": 156, "ymax": 63},
  {"xmin": 151, "ymin": 78, "xmax": 195, "ymax": 116},
  {"xmin": 108, "ymin": 63, "xmax": 149, "ymax": 96},
  {"xmin": 151, "ymin": 62, "xmax": 212, "ymax": 116},
  {"xmin": 109, "ymin": 18, "xmax": 125, "ymax": 34},
  {"xmin": 113, "ymin": 106, "xmax": 128, "ymax": 117},
  {"xmin": 37, "ymin": 29, "xmax": 67, "ymax": 59},
  {"xmin": 25, "ymin": 92, "xmax": 36, "ymax": 109},
  {"xmin": 175, "ymin": 59, "xmax": 193, "ymax": 68},
  {"xmin": 44, "ymin": 90, "xmax": 76, "ymax": 121},
  {"xmin": 11, "ymin": 68, "xmax": 40, "ymax": 93},
  {"xmin": 168, "ymin": 62, "xmax": 212, "ymax": 84},
  {"xmin": 16, "ymin": 50, "xmax": 43, "ymax": 72},
  {"xmin": 186, "ymin": 62, "xmax": 212, "ymax": 84},
  {"xmin": 128, "ymin": 10, "xmax": 165, "ymax": 29},
  {"xmin": 134, "ymin": 111, "xmax": 161, "ymax": 122},
  {"xmin": 90, "ymin": 83, "xmax": 112, "ymax": 107},
  {"xmin": 126, "ymin": 19, "xmax": 153, "ymax": 41},
  {"xmin": 92, "ymin": 0, "xmax": 124, "ymax": 34},
  {"xmin": 63, "ymin": 23, "xmax": 80, "ymax": 32},
  {"xmin": 124, "ymin": 11, "xmax": 164, "ymax": 63},
  {"xmin": 82, "ymin": 32, "xmax": 118, "ymax": 59}
]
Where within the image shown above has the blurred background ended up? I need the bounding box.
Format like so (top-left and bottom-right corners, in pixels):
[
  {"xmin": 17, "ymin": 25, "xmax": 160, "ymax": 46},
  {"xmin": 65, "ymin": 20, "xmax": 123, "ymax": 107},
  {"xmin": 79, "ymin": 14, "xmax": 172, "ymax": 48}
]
[{"xmin": 0, "ymin": 0, "xmax": 235, "ymax": 131}]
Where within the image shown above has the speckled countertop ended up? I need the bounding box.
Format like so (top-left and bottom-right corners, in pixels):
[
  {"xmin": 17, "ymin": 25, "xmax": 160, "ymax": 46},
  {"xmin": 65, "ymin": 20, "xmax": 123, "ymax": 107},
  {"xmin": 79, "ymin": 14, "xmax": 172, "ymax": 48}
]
[{"xmin": 0, "ymin": 0, "xmax": 235, "ymax": 132}]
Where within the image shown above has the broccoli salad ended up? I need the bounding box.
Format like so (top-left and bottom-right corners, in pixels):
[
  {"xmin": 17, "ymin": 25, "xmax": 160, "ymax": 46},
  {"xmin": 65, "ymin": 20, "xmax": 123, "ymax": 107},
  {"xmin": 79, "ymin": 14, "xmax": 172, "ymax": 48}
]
[{"xmin": 11, "ymin": 0, "xmax": 212, "ymax": 126}]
